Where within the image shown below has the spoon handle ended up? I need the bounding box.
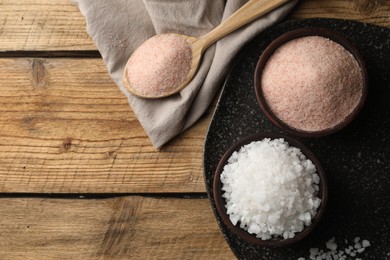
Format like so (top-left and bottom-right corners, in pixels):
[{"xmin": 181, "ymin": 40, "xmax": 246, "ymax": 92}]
[{"xmin": 199, "ymin": 0, "xmax": 292, "ymax": 49}]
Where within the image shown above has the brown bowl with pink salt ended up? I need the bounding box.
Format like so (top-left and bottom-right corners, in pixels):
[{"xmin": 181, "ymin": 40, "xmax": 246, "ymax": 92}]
[{"xmin": 254, "ymin": 28, "xmax": 368, "ymax": 137}]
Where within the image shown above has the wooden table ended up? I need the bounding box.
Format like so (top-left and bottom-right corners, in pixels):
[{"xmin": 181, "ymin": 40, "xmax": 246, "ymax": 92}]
[{"xmin": 0, "ymin": 1, "xmax": 388, "ymax": 259}]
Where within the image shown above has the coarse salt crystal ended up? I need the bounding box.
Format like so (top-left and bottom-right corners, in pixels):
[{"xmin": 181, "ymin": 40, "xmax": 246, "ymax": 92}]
[
  {"xmin": 354, "ymin": 242, "xmax": 362, "ymax": 249},
  {"xmin": 310, "ymin": 248, "xmax": 319, "ymax": 255},
  {"xmin": 362, "ymin": 239, "xmax": 371, "ymax": 248},
  {"xmin": 304, "ymin": 237, "xmax": 371, "ymax": 260},
  {"xmin": 221, "ymin": 138, "xmax": 321, "ymax": 240},
  {"xmin": 357, "ymin": 248, "xmax": 365, "ymax": 253},
  {"xmin": 326, "ymin": 239, "xmax": 337, "ymax": 251}
]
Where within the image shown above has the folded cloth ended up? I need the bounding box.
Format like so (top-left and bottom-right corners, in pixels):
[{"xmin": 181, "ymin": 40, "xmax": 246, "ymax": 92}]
[{"xmin": 73, "ymin": 0, "xmax": 298, "ymax": 148}]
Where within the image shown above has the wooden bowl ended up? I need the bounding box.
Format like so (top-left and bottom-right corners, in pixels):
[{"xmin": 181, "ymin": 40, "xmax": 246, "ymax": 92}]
[
  {"xmin": 254, "ymin": 28, "xmax": 368, "ymax": 138},
  {"xmin": 213, "ymin": 132, "xmax": 328, "ymax": 247}
]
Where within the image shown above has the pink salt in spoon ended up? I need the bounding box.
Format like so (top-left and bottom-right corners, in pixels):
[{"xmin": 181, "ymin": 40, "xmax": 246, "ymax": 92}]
[{"xmin": 123, "ymin": 0, "xmax": 292, "ymax": 99}]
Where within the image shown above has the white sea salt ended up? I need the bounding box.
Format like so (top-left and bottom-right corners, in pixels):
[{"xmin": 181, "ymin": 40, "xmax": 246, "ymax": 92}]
[
  {"xmin": 354, "ymin": 242, "xmax": 362, "ymax": 249},
  {"xmin": 221, "ymin": 138, "xmax": 321, "ymax": 240},
  {"xmin": 303, "ymin": 237, "xmax": 371, "ymax": 260},
  {"xmin": 361, "ymin": 239, "xmax": 371, "ymax": 248},
  {"xmin": 357, "ymin": 248, "xmax": 365, "ymax": 253},
  {"xmin": 326, "ymin": 237, "xmax": 338, "ymax": 251}
]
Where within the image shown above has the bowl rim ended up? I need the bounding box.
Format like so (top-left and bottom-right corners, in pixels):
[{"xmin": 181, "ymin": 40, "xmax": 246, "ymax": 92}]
[
  {"xmin": 254, "ymin": 27, "xmax": 368, "ymax": 138},
  {"xmin": 213, "ymin": 132, "xmax": 328, "ymax": 247}
]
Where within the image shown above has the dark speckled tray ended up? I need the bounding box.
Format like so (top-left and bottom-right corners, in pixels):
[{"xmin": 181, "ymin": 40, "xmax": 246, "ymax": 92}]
[{"xmin": 203, "ymin": 18, "xmax": 390, "ymax": 260}]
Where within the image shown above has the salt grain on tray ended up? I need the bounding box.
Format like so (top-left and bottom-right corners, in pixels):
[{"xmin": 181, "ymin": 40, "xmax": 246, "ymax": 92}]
[
  {"xmin": 220, "ymin": 138, "xmax": 321, "ymax": 240},
  {"xmin": 298, "ymin": 236, "xmax": 371, "ymax": 260},
  {"xmin": 261, "ymin": 36, "xmax": 364, "ymax": 132}
]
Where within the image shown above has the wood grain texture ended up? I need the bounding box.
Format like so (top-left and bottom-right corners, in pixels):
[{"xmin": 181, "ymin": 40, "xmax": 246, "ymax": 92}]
[
  {"xmin": 0, "ymin": 0, "xmax": 389, "ymax": 194},
  {"xmin": 0, "ymin": 196, "xmax": 234, "ymax": 259},
  {"xmin": 0, "ymin": 58, "xmax": 209, "ymax": 193},
  {"xmin": 290, "ymin": 0, "xmax": 390, "ymax": 26},
  {"xmin": 0, "ymin": 1, "xmax": 388, "ymax": 259},
  {"xmin": 0, "ymin": 0, "xmax": 95, "ymax": 51},
  {"xmin": 0, "ymin": 0, "xmax": 388, "ymax": 52}
]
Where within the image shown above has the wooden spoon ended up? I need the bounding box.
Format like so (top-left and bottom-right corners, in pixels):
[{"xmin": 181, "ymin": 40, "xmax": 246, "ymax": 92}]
[{"xmin": 123, "ymin": 0, "xmax": 292, "ymax": 99}]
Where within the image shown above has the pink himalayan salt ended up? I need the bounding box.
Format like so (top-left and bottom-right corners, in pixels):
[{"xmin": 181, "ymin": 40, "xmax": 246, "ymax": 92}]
[
  {"xmin": 125, "ymin": 34, "xmax": 192, "ymax": 97},
  {"xmin": 261, "ymin": 36, "xmax": 364, "ymax": 132}
]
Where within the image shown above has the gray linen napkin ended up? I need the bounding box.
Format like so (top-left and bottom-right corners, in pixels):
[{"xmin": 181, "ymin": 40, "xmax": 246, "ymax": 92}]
[{"xmin": 73, "ymin": 0, "xmax": 298, "ymax": 148}]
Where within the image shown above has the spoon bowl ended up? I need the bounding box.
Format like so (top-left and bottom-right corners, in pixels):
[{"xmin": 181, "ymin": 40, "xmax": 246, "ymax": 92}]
[
  {"xmin": 123, "ymin": 34, "xmax": 200, "ymax": 99},
  {"xmin": 123, "ymin": 0, "xmax": 292, "ymax": 99}
]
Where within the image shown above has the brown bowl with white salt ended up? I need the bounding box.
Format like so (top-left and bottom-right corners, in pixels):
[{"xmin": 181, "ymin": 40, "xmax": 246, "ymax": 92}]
[
  {"xmin": 213, "ymin": 133, "xmax": 328, "ymax": 247},
  {"xmin": 254, "ymin": 28, "xmax": 368, "ymax": 137}
]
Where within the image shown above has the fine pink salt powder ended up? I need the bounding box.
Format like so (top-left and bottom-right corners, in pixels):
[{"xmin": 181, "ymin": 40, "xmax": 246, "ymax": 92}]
[
  {"xmin": 125, "ymin": 34, "xmax": 192, "ymax": 97},
  {"xmin": 261, "ymin": 36, "xmax": 364, "ymax": 132}
]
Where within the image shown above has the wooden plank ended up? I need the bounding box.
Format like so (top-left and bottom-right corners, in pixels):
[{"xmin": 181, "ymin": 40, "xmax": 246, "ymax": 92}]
[
  {"xmin": 0, "ymin": 0, "xmax": 389, "ymax": 52},
  {"xmin": 0, "ymin": 58, "xmax": 209, "ymax": 193},
  {"xmin": 290, "ymin": 0, "xmax": 390, "ymax": 26},
  {"xmin": 0, "ymin": 0, "xmax": 388, "ymax": 194},
  {"xmin": 0, "ymin": 196, "xmax": 235, "ymax": 259},
  {"xmin": 0, "ymin": 0, "xmax": 96, "ymax": 51}
]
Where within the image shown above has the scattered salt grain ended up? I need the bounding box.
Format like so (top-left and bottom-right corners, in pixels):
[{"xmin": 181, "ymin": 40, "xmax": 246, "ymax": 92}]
[
  {"xmin": 302, "ymin": 237, "xmax": 371, "ymax": 260},
  {"xmin": 261, "ymin": 36, "xmax": 364, "ymax": 132},
  {"xmin": 357, "ymin": 248, "xmax": 365, "ymax": 254},
  {"xmin": 310, "ymin": 248, "xmax": 319, "ymax": 256},
  {"xmin": 220, "ymin": 138, "xmax": 321, "ymax": 240},
  {"xmin": 125, "ymin": 34, "xmax": 192, "ymax": 96},
  {"xmin": 361, "ymin": 239, "xmax": 371, "ymax": 248},
  {"xmin": 326, "ymin": 237, "xmax": 337, "ymax": 251}
]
